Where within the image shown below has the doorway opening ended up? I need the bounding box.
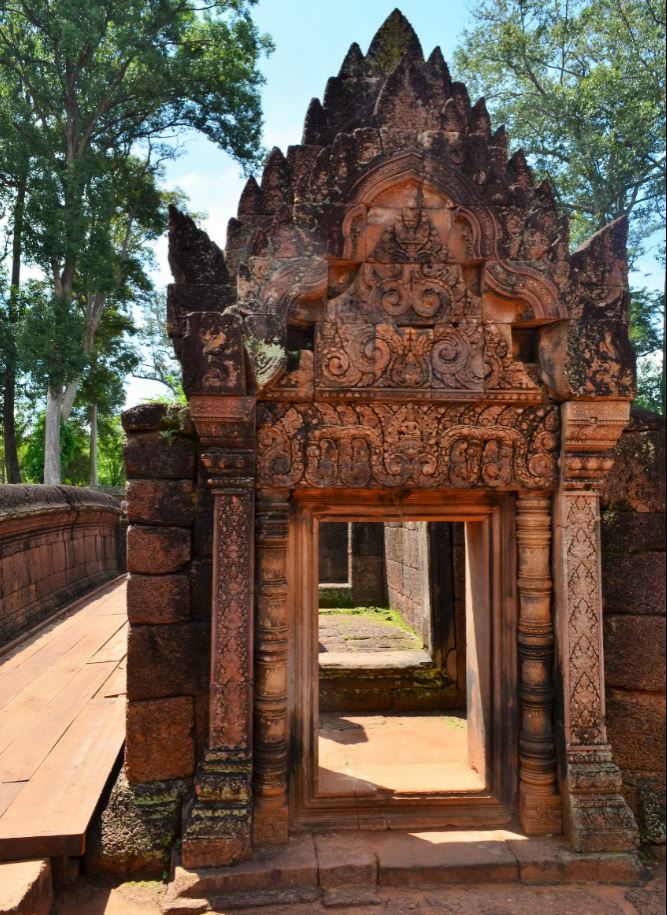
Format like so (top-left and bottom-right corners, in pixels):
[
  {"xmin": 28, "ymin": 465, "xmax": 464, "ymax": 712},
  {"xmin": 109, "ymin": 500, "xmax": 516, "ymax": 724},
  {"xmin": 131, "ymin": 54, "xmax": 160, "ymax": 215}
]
[
  {"xmin": 317, "ymin": 520, "xmax": 476, "ymax": 796},
  {"xmin": 289, "ymin": 493, "xmax": 517, "ymax": 829}
]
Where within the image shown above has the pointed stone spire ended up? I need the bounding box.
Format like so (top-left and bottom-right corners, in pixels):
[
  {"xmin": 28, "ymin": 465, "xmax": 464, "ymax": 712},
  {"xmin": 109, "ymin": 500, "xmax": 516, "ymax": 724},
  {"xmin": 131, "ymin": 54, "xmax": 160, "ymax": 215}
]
[
  {"xmin": 168, "ymin": 205, "xmax": 229, "ymax": 285},
  {"xmin": 365, "ymin": 9, "xmax": 424, "ymax": 77},
  {"xmin": 338, "ymin": 42, "xmax": 366, "ymax": 78},
  {"xmin": 237, "ymin": 176, "xmax": 264, "ymax": 216},
  {"xmin": 469, "ymin": 98, "xmax": 492, "ymax": 139},
  {"xmin": 374, "ymin": 52, "xmax": 432, "ymax": 129},
  {"xmin": 507, "ymin": 149, "xmax": 534, "ymax": 189},
  {"xmin": 260, "ymin": 147, "xmax": 292, "ymax": 214},
  {"xmin": 425, "ymin": 46, "xmax": 452, "ymax": 88},
  {"xmin": 442, "ymin": 97, "xmax": 466, "ymax": 133},
  {"xmin": 302, "ymin": 97, "xmax": 330, "ymax": 146}
]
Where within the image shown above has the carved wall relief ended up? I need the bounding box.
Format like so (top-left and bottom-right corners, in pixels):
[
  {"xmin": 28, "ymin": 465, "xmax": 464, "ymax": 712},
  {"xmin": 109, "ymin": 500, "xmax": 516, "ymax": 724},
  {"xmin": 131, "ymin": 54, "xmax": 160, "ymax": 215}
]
[
  {"xmin": 257, "ymin": 402, "xmax": 559, "ymax": 490},
  {"xmin": 316, "ymin": 319, "xmax": 540, "ymax": 399}
]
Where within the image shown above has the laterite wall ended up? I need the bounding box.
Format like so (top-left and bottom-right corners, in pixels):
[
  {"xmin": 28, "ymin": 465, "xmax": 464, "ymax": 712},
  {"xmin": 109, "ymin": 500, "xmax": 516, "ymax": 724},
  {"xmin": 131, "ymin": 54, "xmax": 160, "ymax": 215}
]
[{"xmin": 0, "ymin": 484, "xmax": 123, "ymax": 648}]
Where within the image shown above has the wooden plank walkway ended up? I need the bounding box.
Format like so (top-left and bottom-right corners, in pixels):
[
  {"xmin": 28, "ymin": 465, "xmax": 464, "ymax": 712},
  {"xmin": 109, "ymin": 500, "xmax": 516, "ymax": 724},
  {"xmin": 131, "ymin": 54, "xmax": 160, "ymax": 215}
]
[{"xmin": 0, "ymin": 577, "xmax": 127, "ymax": 860}]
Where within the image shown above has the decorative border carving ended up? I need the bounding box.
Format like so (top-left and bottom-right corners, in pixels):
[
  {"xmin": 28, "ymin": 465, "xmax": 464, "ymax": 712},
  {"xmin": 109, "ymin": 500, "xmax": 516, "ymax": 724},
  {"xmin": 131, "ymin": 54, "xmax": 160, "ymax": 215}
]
[{"xmin": 257, "ymin": 402, "xmax": 559, "ymax": 490}]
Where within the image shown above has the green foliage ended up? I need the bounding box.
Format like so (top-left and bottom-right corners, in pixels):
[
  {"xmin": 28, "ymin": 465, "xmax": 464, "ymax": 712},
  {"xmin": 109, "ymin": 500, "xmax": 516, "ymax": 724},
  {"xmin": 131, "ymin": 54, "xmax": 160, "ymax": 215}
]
[
  {"xmin": 18, "ymin": 282, "xmax": 87, "ymax": 389},
  {"xmin": 455, "ymin": 0, "xmax": 666, "ymax": 412},
  {"xmin": 98, "ymin": 414, "xmax": 126, "ymax": 486},
  {"xmin": 21, "ymin": 412, "xmax": 89, "ymax": 484},
  {"xmin": 455, "ymin": 0, "xmax": 665, "ymax": 246}
]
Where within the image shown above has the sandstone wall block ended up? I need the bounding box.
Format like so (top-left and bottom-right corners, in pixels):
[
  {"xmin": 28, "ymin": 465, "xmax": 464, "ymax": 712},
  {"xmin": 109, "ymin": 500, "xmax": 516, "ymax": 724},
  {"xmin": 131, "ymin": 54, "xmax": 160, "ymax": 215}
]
[
  {"xmin": 604, "ymin": 615, "xmax": 666, "ymax": 691},
  {"xmin": 125, "ymin": 433, "xmax": 196, "ymax": 481},
  {"xmin": 126, "ymin": 526, "xmax": 191, "ymax": 575},
  {"xmin": 127, "ymin": 622, "xmax": 210, "ymax": 700},
  {"xmin": 126, "ymin": 480, "xmax": 194, "ymax": 527},
  {"xmin": 126, "ymin": 697, "xmax": 195, "ymax": 782},
  {"xmin": 127, "ymin": 574, "xmax": 190, "ymax": 625}
]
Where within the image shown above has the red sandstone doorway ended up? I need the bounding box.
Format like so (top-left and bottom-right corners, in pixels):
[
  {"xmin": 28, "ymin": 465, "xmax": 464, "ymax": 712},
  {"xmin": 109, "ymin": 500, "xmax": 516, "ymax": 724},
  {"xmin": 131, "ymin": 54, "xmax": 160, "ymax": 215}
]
[{"xmin": 287, "ymin": 490, "xmax": 518, "ymax": 830}]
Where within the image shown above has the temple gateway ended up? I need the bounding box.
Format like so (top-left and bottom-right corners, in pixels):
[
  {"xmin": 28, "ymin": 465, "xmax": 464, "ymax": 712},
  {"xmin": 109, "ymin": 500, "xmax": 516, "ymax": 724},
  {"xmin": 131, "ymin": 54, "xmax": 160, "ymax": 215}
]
[{"xmin": 119, "ymin": 9, "xmax": 644, "ymax": 893}]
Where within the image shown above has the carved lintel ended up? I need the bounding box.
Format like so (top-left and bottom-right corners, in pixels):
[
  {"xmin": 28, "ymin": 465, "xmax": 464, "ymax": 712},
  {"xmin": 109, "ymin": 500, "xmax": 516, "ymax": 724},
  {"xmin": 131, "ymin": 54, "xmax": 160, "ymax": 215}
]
[
  {"xmin": 253, "ymin": 489, "xmax": 290, "ymax": 844},
  {"xmin": 553, "ymin": 488, "xmax": 638, "ymax": 851},
  {"xmin": 516, "ymin": 494, "xmax": 562, "ymax": 835},
  {"xmin": 560, "ymin": 401, "xmax": 630, "ymax": 491}
]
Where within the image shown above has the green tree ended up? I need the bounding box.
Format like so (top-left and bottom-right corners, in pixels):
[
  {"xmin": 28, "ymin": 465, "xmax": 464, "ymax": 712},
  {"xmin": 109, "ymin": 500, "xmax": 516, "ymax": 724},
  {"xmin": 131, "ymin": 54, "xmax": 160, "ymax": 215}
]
[
  {"xmin": 0, "ymin": 0, "xmax": 272, "ymax": 482},
  {"xmin": 455, "ymin": 0, "xmax": 666, "ymax": 410}
]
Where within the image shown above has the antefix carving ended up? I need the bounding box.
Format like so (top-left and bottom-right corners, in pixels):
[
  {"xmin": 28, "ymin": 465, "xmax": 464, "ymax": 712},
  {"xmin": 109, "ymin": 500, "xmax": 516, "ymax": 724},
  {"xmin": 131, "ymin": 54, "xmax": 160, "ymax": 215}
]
[{"xmin": 257, "ymin": 402, "xmax": 558, "ymax": 490}]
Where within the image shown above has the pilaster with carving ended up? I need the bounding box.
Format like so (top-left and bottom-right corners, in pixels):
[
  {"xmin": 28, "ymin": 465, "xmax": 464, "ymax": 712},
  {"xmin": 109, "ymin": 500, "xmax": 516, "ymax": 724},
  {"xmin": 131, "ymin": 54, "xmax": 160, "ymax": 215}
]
[
  {"xmin": 253, "ymin": 488, "xmax": 290, "ymax": 843},
  {"xmin": 181, "ymin": 395, "xmax": 257, "ymax": 868},
  {"xmin": 553, "ymin": 401, "xmax": 639, "ymax": 851},
  {"xmin": 517, "ymin": 493, "xmax": 562, "ymax": 835}
]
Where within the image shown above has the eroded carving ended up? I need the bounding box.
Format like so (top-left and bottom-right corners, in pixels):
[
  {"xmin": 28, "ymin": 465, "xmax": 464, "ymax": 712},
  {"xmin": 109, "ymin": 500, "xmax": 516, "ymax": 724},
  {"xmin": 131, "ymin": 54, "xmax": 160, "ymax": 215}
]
[{"xmin": 257, "ymin": 402, "xmax": 558, "ymax": 490}]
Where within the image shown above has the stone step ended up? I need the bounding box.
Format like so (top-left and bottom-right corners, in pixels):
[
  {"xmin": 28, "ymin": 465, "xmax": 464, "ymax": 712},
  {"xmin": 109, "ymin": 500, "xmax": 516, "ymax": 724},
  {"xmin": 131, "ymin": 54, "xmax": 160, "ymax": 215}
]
[
  {"xmin": 162, "ymin": 830, "xmax": 645, "ymax": 913},
  {"xmin": 0, "ymin": 859, "xmax": 53, "ymax": 915}
]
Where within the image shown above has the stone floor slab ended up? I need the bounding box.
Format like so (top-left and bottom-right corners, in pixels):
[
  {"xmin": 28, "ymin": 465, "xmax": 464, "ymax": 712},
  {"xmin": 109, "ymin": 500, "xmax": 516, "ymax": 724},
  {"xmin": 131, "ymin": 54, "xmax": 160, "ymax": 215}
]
[
  {"xmin": 374, "ymin": 830, "xmax": 519, "ymax": 886},
  {"xmin": 0, "ymin": 859, "xmax": 53, "ymax": 915}
]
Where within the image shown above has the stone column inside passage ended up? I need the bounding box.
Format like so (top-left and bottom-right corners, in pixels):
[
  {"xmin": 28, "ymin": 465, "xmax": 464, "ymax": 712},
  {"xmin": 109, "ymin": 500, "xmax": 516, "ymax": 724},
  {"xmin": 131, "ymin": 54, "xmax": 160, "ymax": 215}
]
[{"xmin": 553, "ymin": 401, "xmax": 639, "ymax": 852}]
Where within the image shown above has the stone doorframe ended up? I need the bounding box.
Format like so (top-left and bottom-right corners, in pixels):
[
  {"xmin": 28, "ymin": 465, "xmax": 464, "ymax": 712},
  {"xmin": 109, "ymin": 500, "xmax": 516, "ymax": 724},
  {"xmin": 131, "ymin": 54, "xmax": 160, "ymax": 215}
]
[
  {"xmin": 286, "ymin": 490, "xmax": 518, "ymax": 831},
  {"xmin": 180, "ymin": 395, "xmax": 638, "ymax": 868}
]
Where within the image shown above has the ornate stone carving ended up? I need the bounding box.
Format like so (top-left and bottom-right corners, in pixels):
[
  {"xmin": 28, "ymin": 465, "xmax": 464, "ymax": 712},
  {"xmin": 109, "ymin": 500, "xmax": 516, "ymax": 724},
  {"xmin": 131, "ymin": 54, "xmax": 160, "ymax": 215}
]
[
  {"xmin": 331, "ymin": 262, "xmax": 481, "ymax": 325},
  {"xmin": 253, "ymin": 491, "xmax": 290, "ymax": 844},
  {"xmin": 516, "ymin": 494, "xmax": 562, "ymax": 835},
  {"xmin": 560, "ymin": 401, "xmax": 630, "ymax": 490},
  {"xmin": 257, "ymin": 402, "xmax": 559, "ymax": 490},
  {"xmin": 316, "ymin": 319, "xmax": 540, "ymax": 400},
  {"xmin": 181, "ymin": 397, "xmax": 257, "ymax": 869},
  {"xmin": 369, "ymin": 207, "xmax": 448, "ymax": 262}
]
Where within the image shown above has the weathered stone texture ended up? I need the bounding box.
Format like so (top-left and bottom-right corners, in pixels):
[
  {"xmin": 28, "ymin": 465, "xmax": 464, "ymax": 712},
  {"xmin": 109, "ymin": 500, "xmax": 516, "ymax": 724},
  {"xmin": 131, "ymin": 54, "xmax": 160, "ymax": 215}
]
[
  {"xmin": 126, "ymin": 697, "xmax": 195, "ymax": 782},
  {"xmin": 86, "ymin": 769, "xmax": 191, "ymax": 877},
  {"xmin": 601, "ymin": 409, "xmax": 666, "ymax": 842},
  {"xmin": 124, "ymin": 432, "xmax": 196, "ymax": 481},
  {"xmin": 126, "ymin": 480, "xmax": 194, "ymax": 527},
  {"xmin": 126, "ymin": 573, "xmax": 190, "ymax": 625},
  {"xmin": 604, "ymin": 615, "xmax": 666, "ymax": 691},
  {"xmin": 127, "ymin": 622, "xmax": 210, "ymax": 700},
  {"xmin": 126, "ymin": 525, "xmax": 191, "ymax": 575}
]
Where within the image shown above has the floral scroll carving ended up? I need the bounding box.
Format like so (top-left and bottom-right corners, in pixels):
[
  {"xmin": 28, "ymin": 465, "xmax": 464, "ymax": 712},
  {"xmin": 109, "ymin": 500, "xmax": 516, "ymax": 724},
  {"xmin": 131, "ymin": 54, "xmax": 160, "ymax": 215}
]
[
  {"xmin": 257, "ymin": 402, "xmax": 559, "ymax": 490},
  {"xmin": 316, "ymin": 319, "xmax": 540, "ymax": 399}
]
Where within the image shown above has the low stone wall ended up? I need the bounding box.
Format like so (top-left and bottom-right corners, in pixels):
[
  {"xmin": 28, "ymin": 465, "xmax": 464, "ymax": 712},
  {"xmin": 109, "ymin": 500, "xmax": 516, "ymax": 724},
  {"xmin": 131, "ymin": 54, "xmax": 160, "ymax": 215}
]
[
  {"xmin": 600, "ymin": 408, "xmax": 666, "ymax": 842},
  {"xmin": 0, "ymin": 484, "xmax": 123, "ymax": 648},
  {"xmin": 384, "ymin": 521, "xmax": 430, "ymax": 646}
]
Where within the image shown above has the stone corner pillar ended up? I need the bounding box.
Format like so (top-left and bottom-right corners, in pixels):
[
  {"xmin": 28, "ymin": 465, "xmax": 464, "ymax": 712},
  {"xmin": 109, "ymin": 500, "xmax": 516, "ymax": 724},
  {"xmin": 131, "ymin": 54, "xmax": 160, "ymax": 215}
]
[
  {"xmin": 553, "ymin": 400, "xmax": 639, "ymax": 852},
  {"xmin": 181, "ymin": 394, "xmax": 257, "ymax": 869}
]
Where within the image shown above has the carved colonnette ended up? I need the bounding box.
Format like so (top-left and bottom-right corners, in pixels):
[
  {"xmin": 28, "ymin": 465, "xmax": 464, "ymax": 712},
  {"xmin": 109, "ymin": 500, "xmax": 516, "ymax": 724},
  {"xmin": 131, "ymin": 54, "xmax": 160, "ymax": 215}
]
[
  {"xmin": 553, "ymin": 401, "xmax": 639, "ymax": 851},
  {"xmin": 516, "ymin": 493, "xmax": 562, "ymax": 834},
  {"xmin": 181, "ymin": 395, "xmax": 257, "ymax": 868},
  {"xmin": 253, "ymin": 487, "xmax": 290, "ymax": 843}
]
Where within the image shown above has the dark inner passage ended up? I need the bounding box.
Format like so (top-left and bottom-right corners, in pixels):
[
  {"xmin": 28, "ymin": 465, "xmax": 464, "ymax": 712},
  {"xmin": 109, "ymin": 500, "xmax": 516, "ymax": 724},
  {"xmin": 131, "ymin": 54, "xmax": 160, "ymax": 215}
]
[{"xmin": 316, "ymin": 520, "xmax": 483, "ymax": 796}]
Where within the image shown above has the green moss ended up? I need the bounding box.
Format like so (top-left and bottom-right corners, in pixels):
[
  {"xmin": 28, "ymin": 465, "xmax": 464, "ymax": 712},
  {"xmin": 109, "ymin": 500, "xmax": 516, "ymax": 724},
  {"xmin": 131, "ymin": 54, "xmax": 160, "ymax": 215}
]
[{"xmin": 319, "ymin": 604, "xmax": 420, "ymax": 640}]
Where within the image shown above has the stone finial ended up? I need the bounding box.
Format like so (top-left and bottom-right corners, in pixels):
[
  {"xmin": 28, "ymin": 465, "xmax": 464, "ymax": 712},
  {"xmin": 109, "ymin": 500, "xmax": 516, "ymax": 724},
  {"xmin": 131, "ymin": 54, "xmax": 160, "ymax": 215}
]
[
  {"xmin": 338, "ymin": 42, "xmax": 365, "ymax": 78},
  {"xmin": 168, "ymin": 205, "xmax": 229, "ymax": 285},
  {"xmin": 469, "ymin": 97, "xmax": 492, "ymax": 139},
  {"xmin": 507, "ymin": 150, "xmax": 534, "ymax": 189},
  {"xmin": 373, "ymin": 53, "xmax": 431, "ymax": 128},
  {"xmin": 237, "ymin": 176, "xmax": 264, "ymax": 216},
  {"xmin": 364, "ymin": 9, "xmax": 424, "ymax": 76},
  {"xmin": 302, "ymin": 97, "xmax": 330, "ymax": 146},
  {"xmin": 260, "ymin": 147, "xmax": 292, "ymax": 214}
]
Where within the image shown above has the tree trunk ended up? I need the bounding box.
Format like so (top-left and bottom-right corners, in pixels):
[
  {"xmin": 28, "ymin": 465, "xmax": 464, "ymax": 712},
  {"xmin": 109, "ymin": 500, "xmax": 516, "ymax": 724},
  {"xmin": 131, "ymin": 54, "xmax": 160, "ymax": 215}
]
[
  {"xmin": 90, "ymin": 403, "xmax": 98, "ymax": 486},
  {"xmin": 2, "ymin": 180, "xmax": 26, "ymax": 483},
  {"xmin": 44, "ymin": 386, "xmax": 63, "ymax": 485}
]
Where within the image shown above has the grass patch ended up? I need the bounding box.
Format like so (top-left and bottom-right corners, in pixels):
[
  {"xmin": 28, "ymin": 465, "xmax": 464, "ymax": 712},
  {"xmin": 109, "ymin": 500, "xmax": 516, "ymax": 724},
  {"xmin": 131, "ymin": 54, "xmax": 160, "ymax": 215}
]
[
  {"xmin": 319, "ymin": 604, "xmax": 420, "ymax": 640},
  {"xmin": 319, "ymin": 585, "xmax": 356, "ymax": 608}
]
